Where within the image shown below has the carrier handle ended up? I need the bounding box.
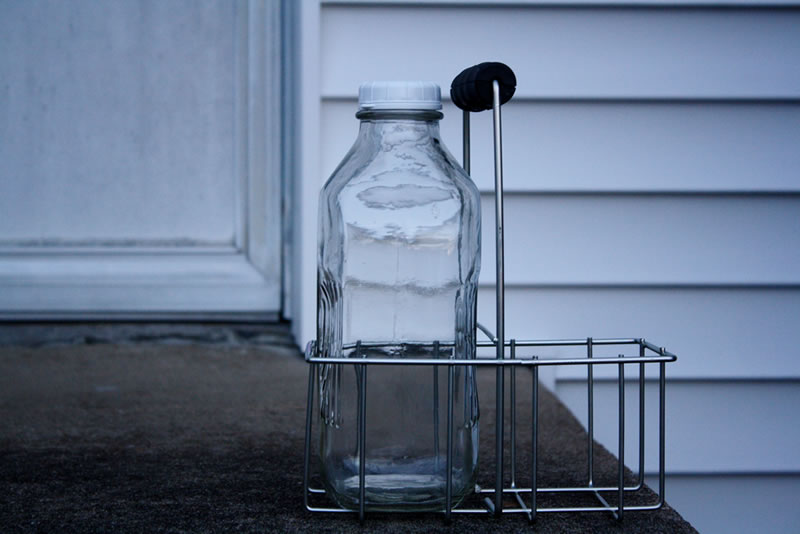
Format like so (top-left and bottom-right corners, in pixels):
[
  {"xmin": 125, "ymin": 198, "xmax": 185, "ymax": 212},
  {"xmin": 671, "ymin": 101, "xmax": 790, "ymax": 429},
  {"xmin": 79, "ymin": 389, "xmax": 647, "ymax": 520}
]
[
  {"xmin": 450, "ymin": 62, "xmax": 517, "ymax": 112},
  {"xmin": 451, "ymin": 61, "xmax": 516, "ymax": 518}
]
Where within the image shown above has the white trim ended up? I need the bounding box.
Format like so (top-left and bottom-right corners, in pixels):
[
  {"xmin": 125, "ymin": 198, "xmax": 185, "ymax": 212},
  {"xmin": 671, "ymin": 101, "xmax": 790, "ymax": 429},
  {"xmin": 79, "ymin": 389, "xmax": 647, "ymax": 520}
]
[
  {"xmin": 244, "ymin": 0, "xmax": 283, "ymax": 287},
  {"xmin": 234, "ymin": 0, "xmax": 248, "ymax": 252},
  {"xmin": 290, "ymin": 0, "xmax": 322, "ymax": 346},
  {"xmin": 0, "ymin": 252, "xmax": 279, "ymax": 315},
  {"xmin": 280, "ymin": 0, "xmax": 299, "ymax": 320}
]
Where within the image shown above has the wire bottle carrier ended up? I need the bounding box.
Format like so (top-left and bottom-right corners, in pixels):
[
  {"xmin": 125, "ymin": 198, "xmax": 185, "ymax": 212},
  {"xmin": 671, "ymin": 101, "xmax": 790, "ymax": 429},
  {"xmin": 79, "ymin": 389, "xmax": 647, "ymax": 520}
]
[{"xmin": 303, "ymin": 62, "xmax": 677, "ymax": 523}]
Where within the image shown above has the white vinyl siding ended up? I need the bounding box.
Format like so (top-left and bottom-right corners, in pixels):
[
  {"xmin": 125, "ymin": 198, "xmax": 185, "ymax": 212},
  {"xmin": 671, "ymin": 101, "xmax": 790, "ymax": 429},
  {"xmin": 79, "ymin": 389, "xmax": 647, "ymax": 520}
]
[
  {"xmin": 320, "ymin": 6, "xmax": 800, "ymax": 99},
  {"xmin": 556, "ymin": 380, "xmax": 800, "ymax": 474},
  {"xmin": 324, "ymin": 100, "xmax": 800, "ymax": 193}
]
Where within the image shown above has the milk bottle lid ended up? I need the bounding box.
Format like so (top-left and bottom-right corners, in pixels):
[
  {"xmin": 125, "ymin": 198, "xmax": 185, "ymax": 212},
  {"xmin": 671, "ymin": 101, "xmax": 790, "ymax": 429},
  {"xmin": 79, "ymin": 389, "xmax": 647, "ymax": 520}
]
[{"xmin": 358, "ymin": 81, "xmax": 442, "ymax": 111}]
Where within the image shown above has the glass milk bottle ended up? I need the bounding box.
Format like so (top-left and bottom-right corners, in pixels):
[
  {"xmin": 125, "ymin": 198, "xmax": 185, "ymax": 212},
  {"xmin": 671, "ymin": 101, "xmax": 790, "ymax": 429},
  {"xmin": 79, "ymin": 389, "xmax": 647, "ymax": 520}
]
[{"xmin": 317, "ymin": 81, "xmax": 481, "ymax": 511}]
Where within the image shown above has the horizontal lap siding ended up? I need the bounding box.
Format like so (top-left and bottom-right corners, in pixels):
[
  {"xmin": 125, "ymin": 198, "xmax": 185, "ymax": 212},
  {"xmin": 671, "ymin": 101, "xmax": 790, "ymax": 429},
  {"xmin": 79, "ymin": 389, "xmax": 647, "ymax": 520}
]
[
  {"xmin": 477, "ymin": 194, "xmax": 800, "ymax": 286},
  {"xmin": 319, "ymin": 3, "xmax": 800, "ymax": 529},
  {"xmin": 555, "ymin": 380, "xmax": 800, "ymax": 473},
  {"xmin": 324, "ymin": 100, "xmax": 800, "ymax": 193},
  {"xmin": 321, "ymin": 5, "xmax": 800, "ymax": 99},
  {"xmin": 476, "ymin": 287, "xmax": 800, "ymax": 379}
]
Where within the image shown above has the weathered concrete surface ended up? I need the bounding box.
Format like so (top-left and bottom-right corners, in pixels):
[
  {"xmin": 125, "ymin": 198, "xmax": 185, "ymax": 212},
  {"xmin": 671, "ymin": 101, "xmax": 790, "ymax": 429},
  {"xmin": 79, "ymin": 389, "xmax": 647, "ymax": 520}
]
[{"xmin": 0, "ymin": 327, "xmax": 696, "ymax": 533}]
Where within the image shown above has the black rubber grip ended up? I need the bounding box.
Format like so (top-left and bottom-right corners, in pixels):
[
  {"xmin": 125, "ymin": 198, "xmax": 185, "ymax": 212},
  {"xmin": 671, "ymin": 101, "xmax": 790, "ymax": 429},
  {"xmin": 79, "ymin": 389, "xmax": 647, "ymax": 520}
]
[{"xmin": 450, "ymin": 62, "xmax": 516, "ymax": 112}]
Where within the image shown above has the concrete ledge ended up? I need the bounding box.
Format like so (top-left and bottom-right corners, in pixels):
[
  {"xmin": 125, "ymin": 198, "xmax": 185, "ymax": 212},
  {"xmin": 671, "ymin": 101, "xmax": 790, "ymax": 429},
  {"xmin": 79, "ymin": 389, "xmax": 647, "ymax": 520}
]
[{"xmin": 0, "ymin": 326, "xmax": 696, "ymax": 533}]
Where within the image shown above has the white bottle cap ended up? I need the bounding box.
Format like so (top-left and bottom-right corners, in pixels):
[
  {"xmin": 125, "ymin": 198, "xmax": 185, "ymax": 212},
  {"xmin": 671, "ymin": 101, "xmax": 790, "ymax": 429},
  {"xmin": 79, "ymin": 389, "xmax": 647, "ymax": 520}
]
[{"xmin": 358, "ymin": 81, "xmax": 442, "ymax": 111}]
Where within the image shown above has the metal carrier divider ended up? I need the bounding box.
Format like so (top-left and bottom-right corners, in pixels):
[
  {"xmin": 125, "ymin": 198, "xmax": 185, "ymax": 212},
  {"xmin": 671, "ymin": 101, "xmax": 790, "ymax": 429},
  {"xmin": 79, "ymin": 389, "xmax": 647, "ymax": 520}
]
[{"xmin": 303, "ymin": 63, "xmax": 677, "ymax": 524}]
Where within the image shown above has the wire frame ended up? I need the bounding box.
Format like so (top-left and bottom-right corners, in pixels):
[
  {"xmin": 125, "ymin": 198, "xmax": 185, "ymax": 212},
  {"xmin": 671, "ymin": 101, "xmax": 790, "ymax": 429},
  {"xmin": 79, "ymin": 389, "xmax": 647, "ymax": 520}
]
[{"xmin": 302, "ymin": 326, "xmax": 676, "ymax": 523}]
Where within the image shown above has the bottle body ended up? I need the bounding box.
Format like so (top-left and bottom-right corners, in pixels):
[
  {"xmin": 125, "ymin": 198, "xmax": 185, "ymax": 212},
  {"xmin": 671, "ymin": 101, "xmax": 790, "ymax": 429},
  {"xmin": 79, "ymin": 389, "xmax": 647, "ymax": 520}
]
[{"xmin": 317, "ymin": 111, "xmax": 481, "ymax": 510}]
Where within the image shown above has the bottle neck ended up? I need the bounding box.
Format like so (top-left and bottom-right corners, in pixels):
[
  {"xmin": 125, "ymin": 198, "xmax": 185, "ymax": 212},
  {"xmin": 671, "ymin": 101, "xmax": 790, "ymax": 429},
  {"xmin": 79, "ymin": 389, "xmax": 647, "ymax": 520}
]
[{"xmin": 354, "ymin": 109, "xmax": 443, "ymax": 149}]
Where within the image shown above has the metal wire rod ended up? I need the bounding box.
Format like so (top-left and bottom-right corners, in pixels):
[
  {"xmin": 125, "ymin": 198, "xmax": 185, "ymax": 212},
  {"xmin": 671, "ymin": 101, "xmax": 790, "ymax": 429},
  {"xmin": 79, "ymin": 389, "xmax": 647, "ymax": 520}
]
[
  {"xmin": 477, "ymin": 322, "xmax": 497, "ymax": 343},
  {"xmin": 463, "ymin": 109, "xmax": 471, "ymax": 174},
  {"xmin": 453, "ymin": 507, "xmax": 527, "ymax": 515},
  {"xmin": 445, "ymin": 361, "xmax": 455, "ymax": 522},
  {"xmin": 304, "ymin": 500, "xmax": 670, "ymax": 515},
  {"xmin": 479, "ymin": 338, "xmax": 641, "ymax": 348},
  {"xmin": 433, "ymin": 341, "xmax": 440, "ymax": 472},
  {"xmin": 451, "ymin": 508, "xmax": 495, "ymax": 514},
  {"xmin": 638, "ymin": 345, "xmax": 646, "ymax": 488},
  {"xmin": 478, "ymin": 484, "xmax": 648, "ymax": 494},
  {"xmin": 492, "ymin": 79, "xmax": 506, "ymax": 517},
  {"xmin": 530, "ymin": 503, "xmax": 666, "ymax": 513},
  {"xmin": 531, "ymin": 357, "xmax": 539, "ymax": 522},
  {"xmin": 642, "ymin": 339, "xmax": 677, "ymax": 359},
  {"xmin": 510, "ymin": 339, "xmax": 517, "ymax": 488},
  {"xmin": 334, "ymin": 337, "xmax": 643, "ymax": 351},
  {"xmin": 357, "ymin": 343, "xmax": 367, "ymax": 522},
  {"xmin": 305, "ymin": 506, "xmax": 359, "ymax": 513},
  {"xmin": 303, "ymin": 363, "xmax": 315, "ymax": 511},
  {"xmin": 587, "ymin": 338, "xmax": 594, "ymax": 487},
  {"xmin": 618, "ymin": 360, "xmax": 625, "ymax": 521},
  {"xmin": 306, "ymin": 355, "xmax": 676, "ymax": 366},
  {"xmin": 592, "ymin": 490, "xmax": 619, "ymax": 521},
  {"xmin": 514, "ymin": 492, "xmax": 531, "ymax": 522},
  {"xmin": 659, "ymin": 361, "xmax": 667, "ymax": 506}
]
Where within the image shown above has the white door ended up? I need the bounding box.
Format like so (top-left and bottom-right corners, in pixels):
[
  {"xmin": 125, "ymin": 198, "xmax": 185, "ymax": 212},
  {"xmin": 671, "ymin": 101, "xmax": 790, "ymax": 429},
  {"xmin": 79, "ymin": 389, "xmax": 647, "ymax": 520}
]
[{"xmin": 0, "ymin": 0, "xmax": 283, "ymax": 319}]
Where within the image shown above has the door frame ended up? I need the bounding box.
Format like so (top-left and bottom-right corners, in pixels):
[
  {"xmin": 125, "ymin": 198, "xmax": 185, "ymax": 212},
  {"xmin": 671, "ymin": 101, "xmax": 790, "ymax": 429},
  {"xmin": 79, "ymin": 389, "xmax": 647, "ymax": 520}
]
[{"xmin": 0, "ymin": 0, "xmax": 284, "ymax": 320}]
